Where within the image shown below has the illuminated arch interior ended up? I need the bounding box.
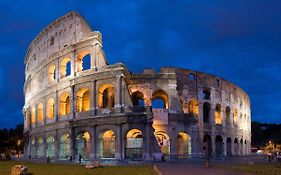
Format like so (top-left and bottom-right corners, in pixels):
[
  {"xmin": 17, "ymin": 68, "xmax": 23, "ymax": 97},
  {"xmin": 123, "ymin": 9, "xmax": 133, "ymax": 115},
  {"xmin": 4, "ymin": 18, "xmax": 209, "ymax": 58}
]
[
  {"xmin": 76, "ymin": 50, "xmax": 91, "ymax": 72},
  {"xmin": 60, "ymin": 57, "xmax": 71, "ymax": 78},
  {"xmin": 177, "ymin": 132, "xmax": 191, "ymax": 156},
  {"xmin": 59, "ymin": 133, "xmax": 70, "ymax": 159},
  {"xmin": 59, "ymin": 93, "xmax": 70, "ymax": 116},
  {"xmin": 31, "ymin": 107, "xmax": 36, "ymax": 125},
  {"xmin": 188, "ymin": 99, "xmax": 199, "ymax": 117},
  {"xmin": 215, "ymin": 104, "xmax": 222, "ymax": 124},
  {"xmin": 76, "ymin": 88, "xmax": 90, "ymax": 112},
  {"xmin": 98, "ymin": 83, "xmax": 115, "ymax": 108},
  {"xmin": 47, "ymin": 136, "xmax": 55, "ymax": 158},
  {"xmin": 154, "ymin": 131, "xmax": 170, "ymax": 155},
  {"xmin": 76, "ymin": 131, "xmax": 91, "ymax": 160},
  {"xmin": 37, "ymin": 103, "xmax": 44, "ymax": 123},
  {"xmin": 98, "ymin": 130, "xmax": 115, "ymax": 158},
  {"xmin": 48, "ymin": 64, "xmax": 56, "ymax": 81},
  {"xmin": 47, "ymin": 98, "xmax": 55, "ymax": 119}
]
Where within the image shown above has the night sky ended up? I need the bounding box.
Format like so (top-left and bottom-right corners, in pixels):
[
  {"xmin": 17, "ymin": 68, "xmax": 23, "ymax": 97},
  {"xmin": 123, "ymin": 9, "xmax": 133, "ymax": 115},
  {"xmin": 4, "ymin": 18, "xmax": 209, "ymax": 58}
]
[{"xmin": 0, "ymin": 0, "xmax": 281, "ymax": 128}]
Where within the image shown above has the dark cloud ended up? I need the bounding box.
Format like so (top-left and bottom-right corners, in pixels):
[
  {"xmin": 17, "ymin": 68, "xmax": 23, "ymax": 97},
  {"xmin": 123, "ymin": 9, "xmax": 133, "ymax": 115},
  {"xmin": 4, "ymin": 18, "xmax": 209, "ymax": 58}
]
[{"xmin": 0, "ymin": 0, "xmax": 281, "ymax": 128}]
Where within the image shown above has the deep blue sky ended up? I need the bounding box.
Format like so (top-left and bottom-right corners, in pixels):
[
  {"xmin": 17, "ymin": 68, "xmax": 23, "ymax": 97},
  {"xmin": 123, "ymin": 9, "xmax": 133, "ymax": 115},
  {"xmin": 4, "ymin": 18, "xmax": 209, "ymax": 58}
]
[{"xmin": 0, "ymin": 0, "xmax": 281, "ymax": 128}]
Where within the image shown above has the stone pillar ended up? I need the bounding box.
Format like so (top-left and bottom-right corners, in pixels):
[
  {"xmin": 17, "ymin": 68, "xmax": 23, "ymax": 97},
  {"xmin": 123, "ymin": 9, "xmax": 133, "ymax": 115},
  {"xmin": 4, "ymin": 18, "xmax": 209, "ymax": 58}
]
[
  {"xmin": 93, "ymin": 80, "xmax": 97, "ymax": 115},
  {"xmin": 143, "ymin": 124, "xmax": 152, "ymax": 160},
  {"xmin": 90, "ymin": 82, "xmax": 95, "ymax": 111},
  {"xmin": 115, "ymin": 75, "xmax": 123, "ymax": 109},
  {"xmin": 93, "ymin": 43, "xmax": 101, "ymax": 70},
  {"xmin": 70, "ymin": 126, "xmax": 76, "ymax": 159},
  {"xmin": 71, "ymin": 51, "xmax": 76, "ymax": 77},
  {"xmin": 55, "ymin": 59, "xmax": 60, "ymax": 82},
  {"xmin": 43, "ymin": 100, "xmax": 47, "ymax": 125},
  {"xmin": 223, "ymin": 137, "xmax": 227, "ymax": 156},
  {"xmin": 89, "ymin": 126, "xmax": 96, "ymax": 161},
  {"xmin": 35, "ymin": 104, "xmax": 38, "ymax": 128},
  {"xmin": 71, "ymin": 86, "xmax": 76, "ymax": 119},
  {"xmin": 43, "ymin": 134, "xmax": 47, "ymax": 158},
  {"xmin": 169, "ymin": 127, "xmax": 177, "ymax": 159},
  {"xmin": 54, "ymin": 130, "xmax": 59, "ymax": 159},
  {"xmin": 231, "ymin": 137, "xmax": 235, "ymax": 156},
  {"xmin": 115, "ymin": 124, "xmax": 123, "ymax": 160},
  {"xmin": 55, "ymin": 91, "xmax": 59, "ymax": 122}
]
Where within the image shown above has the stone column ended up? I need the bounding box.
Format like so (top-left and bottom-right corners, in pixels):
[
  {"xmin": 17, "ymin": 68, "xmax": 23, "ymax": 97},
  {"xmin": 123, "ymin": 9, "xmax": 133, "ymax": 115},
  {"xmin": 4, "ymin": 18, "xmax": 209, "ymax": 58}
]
[
  {"xmin": 169, "ymin": 127, "xmax": 178, "ymax": 159},
  {"xmin": 71, "ymin": 86, "xmax": 76, "ymax": 119},
  {"xmin": 55, "ymin": 91, "xmax": 59, "ymax": 122},
  {"xmin": 143, "ymin": 124, "xmax": 152, "ymax": 160},
  {"xmin": 35, "ymin": 104, "xmax": 38, "ymax": 128},
  {"xmin": 115, "ymin": 75, "xmax": 124, "ymax": 112},
  {"xmin": 43, "ymin": 100, "xmax": 47, "ymax": 125},
  {"xmin": 71, "ymin": 51, "xmax": 76, "ymax": 77},
  {"xmin": 54, "ymin": 130, "xmax": 59, "ymax": 159},
  {"xmin": 70, "ymin": 126, "xmax": 76, "ymax": 159},
  {"xmin": 89, "ymin": 126, "xmax": 96, "ymax": 161},
  {"xmin": 90, "ymin": 82, "xmax": 95, "ymax": 112},
  {"xmin": 223, "ymin": 137, "xmax": 227, "ymax": 156},
  {"xmin": 115, "ymin": 124, "xmax": 123, "ymax": 160},
  {"xmin": 55, "ymin": 59, "xmax": 60, "ymax": 82},
  {"xmin": 43, "ymin": 134, "xmax": 47, "ymax": 158},
  {"xmin": 93, "ymin": 80, "xmax": 97, "ymax": 115}
]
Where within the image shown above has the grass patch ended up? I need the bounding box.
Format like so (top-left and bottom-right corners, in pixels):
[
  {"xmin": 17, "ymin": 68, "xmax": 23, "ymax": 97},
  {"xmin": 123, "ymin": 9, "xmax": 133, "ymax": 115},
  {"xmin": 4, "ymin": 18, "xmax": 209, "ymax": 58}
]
[
  {"xmin": 213, "ymin": 163, "xmax": 281, "ymax": 175},
  {"xmin": 0, "ymin": 161, "xmax": 154, "ymax": 175}
]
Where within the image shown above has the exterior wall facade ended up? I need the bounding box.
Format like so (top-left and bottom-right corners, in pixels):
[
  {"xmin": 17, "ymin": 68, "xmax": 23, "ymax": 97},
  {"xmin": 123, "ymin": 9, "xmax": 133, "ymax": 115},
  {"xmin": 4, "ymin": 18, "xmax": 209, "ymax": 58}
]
[{"xmin": 23, "ymin": 12, "xmax": 251, "ymax": 161}]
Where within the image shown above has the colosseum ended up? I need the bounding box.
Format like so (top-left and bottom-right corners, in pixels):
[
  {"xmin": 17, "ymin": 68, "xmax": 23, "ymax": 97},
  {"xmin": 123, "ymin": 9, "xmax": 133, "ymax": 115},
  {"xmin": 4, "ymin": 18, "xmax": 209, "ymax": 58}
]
[{"xmin": 23, "ymin": 12, "xmax": 251, "ymax": 162}]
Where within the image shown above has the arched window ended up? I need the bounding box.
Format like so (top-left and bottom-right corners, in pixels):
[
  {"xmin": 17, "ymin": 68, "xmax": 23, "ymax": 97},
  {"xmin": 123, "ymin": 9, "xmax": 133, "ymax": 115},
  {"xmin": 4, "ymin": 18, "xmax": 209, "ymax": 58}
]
[
  {"xmin": 152, "ymin": 89, "xmax": 169, "ymax": 109},
  {"xmin": 47, "ymin": 136, "xmax": 55, "ymax": 158},
  {"xmin": 48, "ymin": 64, "xmax": 56, "ymax": 82},
  {"xmin": 98, "ymin": 130, "xmax": 115, "ymax": 158},
  {"xmin": 132, "ymin": 91, "xmax": 144, "ymax": 106},
  {"xmin": 59, "ymin": 93, "xmax": 71, "ymax": 116},
  {"xmin": 233, "ymin": 109, "xmax": 238, "ymax": 124},
  {"xmin": 203, "ymin": 90, "xmax": 211, "ymax": 100},
  {"xmin": 76, "ymin": 88, "xmax": 90, "ymax": 112},
  {"xmin": 37, "ymin": 103, "xmax": 44, "ymax": 123},
  {"xmin": 226, "ymin": 106, "xmax": 231, "ymax": 125},
  {"xmin": 37, "ymin": 137, "xmax": 44, "ymax": 158},
  {"xmin": 215, "ymin": 104, "xmax": 222, "ymax": 124},
  {"xmin": 126, "ymin": 129, "xmax": 143, "ymax": 159},
  {"xmin": 47, "ymin": 98, "xmax": 55, "ymax": 119},
  {"xmin": 76, "ymin": 50, "xmax": 91, "ymax": 72},
  {"xmin": 177, "ymin": 132, "xmax": 191, "ymax": 157},
  {"xmin": 203, "ymin": 102, "xmax": 210, "ymax": 123},
  {"xmin": 155, "ymin": 131, "xmax": 170, "ymax": 155},
  {"xmin": 59, "ymin": 134, "xmax": 70, "ymax": 159},
  {"xmin": 76, "ymin": 132, "xmax": 91, "ymax": 160},
  {"xmin": 60, "ymin": 58, "xmax": 71, "ymax": 78},
  {"xmin": 98, "ymin": 84, "xmax": 115, "ymax": 108},
  {"xmin": 188, "ymin": 99, "xmax": 199, "ymax": 117}
]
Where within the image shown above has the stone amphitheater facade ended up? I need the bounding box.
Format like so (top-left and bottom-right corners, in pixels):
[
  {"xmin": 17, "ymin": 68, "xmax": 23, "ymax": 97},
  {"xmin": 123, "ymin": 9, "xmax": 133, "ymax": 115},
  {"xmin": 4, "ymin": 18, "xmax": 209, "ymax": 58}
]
[{"xmin": 23, "ymin": 12, "xmax": 251, "ymax": 161}]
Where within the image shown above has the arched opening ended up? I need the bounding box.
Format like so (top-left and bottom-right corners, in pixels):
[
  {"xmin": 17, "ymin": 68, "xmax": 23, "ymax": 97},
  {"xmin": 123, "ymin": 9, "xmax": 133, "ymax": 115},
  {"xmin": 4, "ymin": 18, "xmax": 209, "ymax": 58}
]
[
  {"xmin": 203, "ymin": 102, "xmax": 210, "ymax": 123},
  {"xmin": 76, "ymin": 50, "xmax": 91, "ymax": 72},
  {"xmin": 31, "ymin": 107, "xmax": 36, "ymax": 125},
  {"xmin": 46, "ymin": 136, "xmax": 55, "ymax": 158},
  {"xmin": 234, "ymin": 138, "xmax": 239, "ymax": 156},
  {"xmin": 76, "ymin": 88, "xmax": 90, "ymax": 112},
  {"xmin": 177, "ymin": 132, "xmax": 191, "ymax": 157},
  {"xmin": 188, "ymin": 99, "xmax": 199, "ymax": 117},
  {"xmin": 152, "ymin": 89, "xmax": 169, "ymax": 109},
  {"xmin": 240, "ymin": 139, "xmax": 243, "ymax": 155},
  {"xmin": 59, "ymin": 133, "xmax": 70, "ymax": 159},
  {"xmin": 203, "ymin": 90, "xmax": 211, "ymax": 100},
  {"xmin": 125, "ymin": 129, "xmax": 143, "ymax": 159},
  {"xmin": 47, "ymin": 98, "xmax": 55, "ymax": 119},
  {"xmin": 203, "ymin": 134, "xmax": 212, "ymax": 157},
  {"xmin": 31, "ymin": 138, "xmax": 35, "ymax": 157},
  {"xmin": 155, "ymin": 131, "xmax": 170, "ymax": 155},
  {"xmin": 227, "ymin": 138, "xmax": 232, "ymax": 156},
  {"xmin": 215, "ymin": 135, "xmax": 223, "ymax": 157},
  {"xmin": 59, "ymin": 93, "xmax": 70, "ymax": 116},
  {"xmin": 37, "ymin": 137, "xmax": 44, "ymax": 158},
  {"xmin": 233, "ymin": 109, "xmax": 238, "ymax": 124},
  {"xmin": 215, "ymin": 104, "xmax": 222, "ymax": 125},
  {"xmin": 60, "ymin": 57, "xmax": 71, "ymax": 78},
  {"xmin": 76, "ymin": 132, "xmax": 91, "ymax": 160},
  {"xmin": 98, "ymin": 84, "xmax": 115, "ymax": 108},
  {"xmin": 226, "ymin": 106, "xmax": 231, "ymax": 126},
  {"xmin": 132, "ymin": 91, "xmax": 144, "ymax": 106},
  {"xmin": 98, "ymin": 130, "xmax": 115, "ymax": 158},
  {"xmin": 37, "ymin": 103, "xmax": 43, "ymax": 123},
  {"xmin": 48, "ymin": 64, "xmax": 56, "ymax": 82}
]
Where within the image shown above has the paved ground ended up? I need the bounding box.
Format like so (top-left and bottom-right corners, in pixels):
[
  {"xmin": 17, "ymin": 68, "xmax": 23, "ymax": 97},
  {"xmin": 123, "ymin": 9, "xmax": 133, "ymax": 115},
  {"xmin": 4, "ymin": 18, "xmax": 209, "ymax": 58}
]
[{"xmin": 155, "ymin": 163, "xmax": 251, "ymax": 175}]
